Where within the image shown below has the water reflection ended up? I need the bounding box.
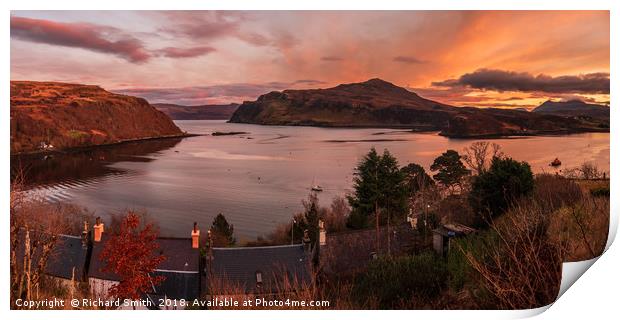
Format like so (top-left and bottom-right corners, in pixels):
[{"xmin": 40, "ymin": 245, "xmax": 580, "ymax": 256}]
[{"xmin": 12, "ymin": 137, "xmax": 183, "ymax": 188}]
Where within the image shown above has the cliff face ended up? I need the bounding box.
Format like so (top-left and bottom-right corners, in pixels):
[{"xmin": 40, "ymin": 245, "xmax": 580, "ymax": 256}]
[
  {"xmin": 230, "ymin": 78, "xmax": 609, "ymax": 137},
  {"xmin": 10, "ymin": 81, "xmax": 184, "ymax": 154}
]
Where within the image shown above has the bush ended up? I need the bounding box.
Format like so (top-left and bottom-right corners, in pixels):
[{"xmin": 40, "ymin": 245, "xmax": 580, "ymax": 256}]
[
  {"xmin": 532, "ymin": 174, "xmax": 583, "ymax": 212},
  {"xmin": 469, "ymin": 157, "xmax": 534, "ymax": 223},
  {"xmin": 590, "ymin": 187, "xmax": 610, "ymax": 198},
  {"xmin": 353, "ymin": 252, "xmax": 448, "ymax": 308}
]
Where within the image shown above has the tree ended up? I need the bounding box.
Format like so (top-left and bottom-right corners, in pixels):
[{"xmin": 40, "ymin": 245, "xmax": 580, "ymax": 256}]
[
  {"xmin": 347, "ymin": 147, "xmax": 382, "ymax": 229},
  {"xmin": 100, "ymin": 211, "xmax": 165, "ymax": 301},
  {"xmin": 347, "ymin": 148, "xmax": 408, "ymax": 229},
  {"xmin": 210, "ymin": 213, "xmax": 236, "ymax": 247},
  {"xmin": 401, "ymin": 162, "xmax": 434, "ymax": 195},
  {"xmin": 469, "ymin": 157, "xmax": 534, "ymax": 222},
  {"xmin": 462, "ymin": 141, "xmax": 503, "ymax": 175},
  {"xmin": 430, "ymin": 150, "xmax": 470, "ymax": 193}
]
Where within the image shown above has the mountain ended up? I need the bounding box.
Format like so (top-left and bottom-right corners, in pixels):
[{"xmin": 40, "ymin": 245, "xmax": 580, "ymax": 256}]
[
  {"xmin": 532, "ymin": 100, "xmax": 610, "ymax": 120},
  {"xmin": 229, "ymin": 78, "xmax": 609, "ymax": 137},
  {"xmin": 11, "ymin": 81, "xmax": 184, "ymax": 154},
  {"xmin": 153, "ymin": 103, "xmax": 239, "ymax": 120}
]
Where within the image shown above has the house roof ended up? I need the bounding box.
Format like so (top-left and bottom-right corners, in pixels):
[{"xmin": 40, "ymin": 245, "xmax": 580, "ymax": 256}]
[
  {"xmin": 206, "ymin": 244, "xmax": 312, "ymax": 294},
  {"xmin": 46, "ymin": 235, "xmax": 90, "ymax": 280},
  {"xmin": 13, "ymin": 230, "xmax": 89, "ymax": 280},
  {"xmin": 320, "ymin": 223, "xmax": 419, "ymax": 276},
  {"xmin": 433, "ymin": 223, "xmax": 476, "ymax": 237},
  {"xmin": 88, "ymin": 236, "xmax": 200, "ymax": 281}
]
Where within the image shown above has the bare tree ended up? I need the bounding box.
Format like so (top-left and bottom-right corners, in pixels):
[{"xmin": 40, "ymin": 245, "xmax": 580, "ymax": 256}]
[
  {"xmin": 10, "ymin": 171, "xmax": 93, "ymax": 308},
  {"xmin": 462, "ymin": 142, "xmax": 503, "ymax": 175},
  {"xmin": 579, "ymin": 162, "xmax": 601, "ymax": 180},
  {"xmin": 462, "ymin": 200, "xmax": 565, "ymax": 309}
]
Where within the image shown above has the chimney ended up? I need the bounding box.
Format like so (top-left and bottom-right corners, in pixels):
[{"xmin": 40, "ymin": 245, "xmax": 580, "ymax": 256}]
[
  {"xmin": 81, "ymin": 221, "xmax": 89, "ymax": 248},
  {"xmin": 191, "ymin": 222, "xmax": 200, "ymax": 249},
  {"xmin": 93, "ymin": 217, "xmax": 104, "ymax": 242},
  {"xmin": 302, "ymin": 229, "xmax": 311, "ymax": 252},
  {"xmin": 319, "ymin": 219, "xmax": 326, "ymax": 246}
]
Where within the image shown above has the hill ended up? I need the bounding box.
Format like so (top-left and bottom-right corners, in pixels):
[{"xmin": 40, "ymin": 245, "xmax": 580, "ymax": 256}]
[
  {"xmin": 532, "ymin": 100, "xmax": 610, "ymax": 121},
  {"xmin": 10, "ymin": 81, "xmax": 184, "ymax": 154},
  {"xmin": 153, "ymin": 103, "xmax": 239, "ymax": 120},
  {"xmin": 229, "ymin": 79, "xmax": 609, "ymax": 137}
]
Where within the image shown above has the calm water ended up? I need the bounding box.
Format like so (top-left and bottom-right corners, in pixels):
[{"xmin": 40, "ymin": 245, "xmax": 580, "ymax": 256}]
[{"xmin": 13, "ymin": 120, "xmax": 610, "ymax": 241}]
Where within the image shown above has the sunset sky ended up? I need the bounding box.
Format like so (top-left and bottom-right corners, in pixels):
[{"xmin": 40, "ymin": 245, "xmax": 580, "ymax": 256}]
[{"xmin": 10, "ymin": 11, "xmax": 610, "ymax": 108}]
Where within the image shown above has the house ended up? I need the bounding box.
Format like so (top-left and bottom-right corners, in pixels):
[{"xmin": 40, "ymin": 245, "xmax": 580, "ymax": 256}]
[
  {"xmin": 13, "ymin": 229, "xmax": 90, "ymax": 289},
  {"xmin": 432, "ymin": 223, "xmax": 476, "ymax": 256},
  {"xmin": 205, "ymin": 244, "xmax": 313, "ymax": 295},
  {"xmin": 87, "ymin": 222, "xmax": 201, "ymax": 308},
  {"xmin": 319, "ymin": 223, "xmax": 419, "ymax": 277}
]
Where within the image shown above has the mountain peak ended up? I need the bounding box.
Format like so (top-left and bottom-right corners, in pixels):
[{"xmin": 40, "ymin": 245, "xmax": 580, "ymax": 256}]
[{"xmin": 360, "ymin": 78, "xmax": 397, "ymax": 87}]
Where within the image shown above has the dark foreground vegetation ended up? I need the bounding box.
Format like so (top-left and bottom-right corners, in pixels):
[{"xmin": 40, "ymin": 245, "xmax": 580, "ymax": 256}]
[{"xmin": 10, "ymin": 141, "xmax": 609, "ymax": 310}]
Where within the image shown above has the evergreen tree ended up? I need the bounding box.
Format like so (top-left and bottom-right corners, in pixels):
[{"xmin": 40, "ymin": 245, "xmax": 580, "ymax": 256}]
[
  {"xmin": 210, "ymin": 213, "xmax": 236, "ymax": 247},
  {"xmin": 401, "ymin": 162, "xmax": 434, "ymax": 194},
  {"xmin": 469, "ymin": 157, "xmax": 534, "ymax": 222},
  {"xmin": 379, "ymin": 149, "xmax": 408, "ymax": 223},
  {"xmin": 347, "ymin": 147, "xmax": 382, "ymax": 229},
  {"xmin": 430, "ymin": 150, "xmax": 470, "ymax": 193},
  {"xmin": 347, "ymin": 147, "xmax": 408, "ymax": 229}
]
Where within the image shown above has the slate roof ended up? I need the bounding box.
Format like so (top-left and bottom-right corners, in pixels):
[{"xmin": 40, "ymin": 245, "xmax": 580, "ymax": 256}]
[
  {"xmin": 319, "ymin": 224, "xmax": 420, "ymax": 276},
  {"xmin": 13, "ymin": 230, "xmax": 90, "ymax": 281},
  {"xmin": 46, "ymin": 235, "xmax": 90, "ymax": 280},
  {"xmin": 88, "ymin": 235, "xmax": 200, "ymax": 300},
  {"xmin": 206, "ymin": 244, "xmax": 312, "ymax": 294}
]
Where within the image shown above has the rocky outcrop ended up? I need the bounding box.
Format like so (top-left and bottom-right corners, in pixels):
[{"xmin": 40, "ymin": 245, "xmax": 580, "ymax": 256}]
[{"xmin": 11, "ymin": 81, "xmax": 184, "ymax": 154}]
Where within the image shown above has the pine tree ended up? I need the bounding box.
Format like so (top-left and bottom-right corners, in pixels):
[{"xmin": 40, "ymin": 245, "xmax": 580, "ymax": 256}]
[
  {"xmin": 346, "ymin": 148, "xmax": 408, "ymax": 229},
  {"xmin": 211, "ymin": 213, "xmax": 236, "ymax": 247},
  {"xmin": 347, "ymin": 147, "xmax": 382, "ymax": 229},
  {"xmin": 430, "ymin": 149, "xmax": 470, "ymax": 193}
]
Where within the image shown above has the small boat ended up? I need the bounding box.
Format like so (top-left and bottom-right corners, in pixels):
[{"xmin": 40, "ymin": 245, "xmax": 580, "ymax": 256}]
[
  {"xmin": 550, "ymin": 158, "xmax": 562, "ymax": 167},
  {"xmin": 311, "ymin": 185, "xmax": 323, "ymax": 192}
]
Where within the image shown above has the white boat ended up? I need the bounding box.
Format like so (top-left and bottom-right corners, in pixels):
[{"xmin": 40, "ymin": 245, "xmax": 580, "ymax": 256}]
[{"xmin": 311, "ymin": 185, "xmax": 323, "ymax": 192}]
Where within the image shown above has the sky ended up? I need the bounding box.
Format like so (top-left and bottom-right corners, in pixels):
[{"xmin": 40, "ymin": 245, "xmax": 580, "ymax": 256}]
[{"xmin": 10, "ymin": 11, "xmax": 610, "ymax": 108}]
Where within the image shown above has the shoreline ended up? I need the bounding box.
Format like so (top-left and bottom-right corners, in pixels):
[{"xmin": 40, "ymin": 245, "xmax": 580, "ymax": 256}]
[
  {"xmin": 226, "ymin": 120, "xmax": 609, "ymax": 139},
  {"xmin": 10, "ymin": 133, "xmax": 202, "ymax": 158}
]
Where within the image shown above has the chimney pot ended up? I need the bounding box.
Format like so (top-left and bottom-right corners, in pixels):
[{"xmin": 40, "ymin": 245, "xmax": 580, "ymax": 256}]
[
  {"xmin": 191, "ymin": 222, "xmax": 200, "ymax": 249},
  {"xmin": 93, "ymin": 217, "xmax": 104, "ymax": 242},
  {"xmin": 319, "ymin": 219, "xmax": 327, "ymax": 246}
]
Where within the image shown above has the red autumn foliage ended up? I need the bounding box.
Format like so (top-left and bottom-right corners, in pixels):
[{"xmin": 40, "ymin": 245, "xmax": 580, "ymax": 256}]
[{"xmin": 100, "ymin": 212, "xmax": 165, "ymax": 300}]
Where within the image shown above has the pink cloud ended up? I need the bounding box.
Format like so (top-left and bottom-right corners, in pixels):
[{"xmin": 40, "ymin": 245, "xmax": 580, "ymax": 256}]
[
  {"xmin": 156, "ymin": 46, "xmax": 215, "ymax": 58},
  {"xmin": 11, "ymin": 16, "xmax": 151, "ymax": 63}
]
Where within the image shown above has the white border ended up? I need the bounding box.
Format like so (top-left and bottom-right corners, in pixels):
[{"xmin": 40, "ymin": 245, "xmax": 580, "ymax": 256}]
[{"xmin": 2, "ymin": 1, "xmax": 617, "ymax": 319}]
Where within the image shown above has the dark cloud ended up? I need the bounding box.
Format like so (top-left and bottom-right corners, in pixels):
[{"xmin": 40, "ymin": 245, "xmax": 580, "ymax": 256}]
[
  {"xmin": 393, "ymin": 56, "xmax": 425, "ymax": 64},
  {"xmin": 432, "ymin": 69, "xmax": 610, "ymax": 94},
  {"xmin": 321, "ymin": 56, "xmax": 344, "ymax": 62},
  {"xmin": 11, "ymin": 16, "xmax": 151, "ymax": 63},
  {"xmin": 156, "ymin": 46, "xmax": 215, "ymax": 58},
  {"xmin": 114, "ymin": 79, "xmax": 326, "ymax": 105}
]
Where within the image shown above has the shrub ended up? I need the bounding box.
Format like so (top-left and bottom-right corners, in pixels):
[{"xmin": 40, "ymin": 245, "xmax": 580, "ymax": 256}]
[
  {"xmin": 532, "ymin": 174, "xmax": 582, "ymax": 212},
  {"xmin": 590, "ymin": 187, "xmax": 610, "ymax": 198},
  {"xmin": 469, "ymin": 157, "xmax": 534, "ymax": 223},
  {"xmin": 353, "ymin": 252, "xmax": 448, "ymax": 308}
]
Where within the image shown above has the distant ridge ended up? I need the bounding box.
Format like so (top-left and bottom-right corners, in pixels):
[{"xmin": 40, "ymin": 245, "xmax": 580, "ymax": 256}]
[
  {"xmin": 229, "ymin": 78, "xmax": 609, "ymax": 138},
  {"xmin": 532, "ymin": 100, "xmax": 609, "ymax": 121},
  {"xmin": 153, "ymin": 103, "xmax": 239, "ymax": 120}
]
